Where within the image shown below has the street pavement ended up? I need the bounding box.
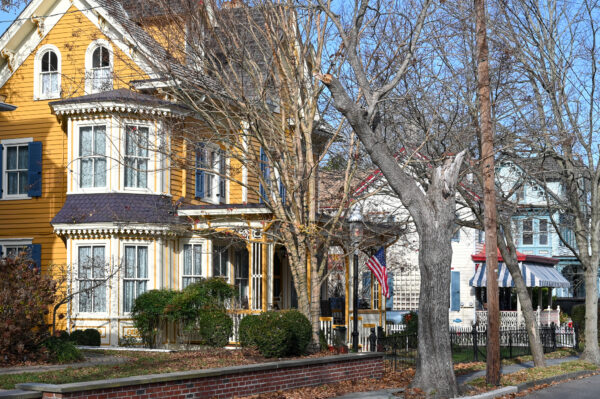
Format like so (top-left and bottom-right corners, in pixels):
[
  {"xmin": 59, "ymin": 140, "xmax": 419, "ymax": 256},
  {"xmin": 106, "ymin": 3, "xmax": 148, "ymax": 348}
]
[{"xmin": 521, "ymin": 373, "xmax": 600, "ymax": 398}]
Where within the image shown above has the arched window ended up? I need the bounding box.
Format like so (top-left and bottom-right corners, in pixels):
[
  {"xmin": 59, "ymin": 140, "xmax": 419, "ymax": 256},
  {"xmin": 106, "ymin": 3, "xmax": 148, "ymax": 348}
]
[
  {"xmin": 86, "ymin": 41, "xmax": 113, "ymax": 93},
  {"xmin": 34, "ymin": 45, "xmax": 61, "ymax": 100},
  {"xmin": 91, "ymin": 46, "xmax": 111, "ymax": 92}
]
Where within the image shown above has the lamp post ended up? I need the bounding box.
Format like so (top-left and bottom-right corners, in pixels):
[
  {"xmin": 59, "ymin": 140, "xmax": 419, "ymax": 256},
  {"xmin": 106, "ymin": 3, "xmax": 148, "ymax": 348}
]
[{"xmin": 349, "ymin": 206, "xmax": 363, "ymax": 352}]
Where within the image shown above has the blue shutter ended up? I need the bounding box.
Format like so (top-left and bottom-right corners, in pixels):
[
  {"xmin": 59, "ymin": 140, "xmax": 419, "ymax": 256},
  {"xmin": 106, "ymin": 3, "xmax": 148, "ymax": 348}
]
[
  {"xmin": 259, "ymin": 148, "xmax": 269, "ymax": 203},
  {"xmin": 279, "ymin": 180, "xmax": 286, "ymax": 205},
  {"xmin": 450, "ymin": 271, "xmax": 460, "ymax": 311},
  {"xmin": 27, "ymin": 244, "xmax": 42, "ymax": 272},
  {"xmin": 28, "ymin": 141, "xmax": 43, "ymax": 197},
  {"xmin": 0, "ymin": 144, "xmax": 3, "ymax": 199},
  {"xmin": 195, "ymin": 144, "xmax": 205, "ymax": 198}
]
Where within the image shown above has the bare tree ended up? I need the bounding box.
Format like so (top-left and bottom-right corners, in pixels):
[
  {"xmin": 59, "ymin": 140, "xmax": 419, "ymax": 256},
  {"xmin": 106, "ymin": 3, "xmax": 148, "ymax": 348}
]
[
  {"xmin": 114, "ymin": 0, "xmax": 365, "ymax": 346},
  {"xmin": 310, "ymin": 0, "xmax": 473, "ymax": 395},
  {"xmin": 498, "ymin": 0, "xmax": 600, "ymax": 364}
]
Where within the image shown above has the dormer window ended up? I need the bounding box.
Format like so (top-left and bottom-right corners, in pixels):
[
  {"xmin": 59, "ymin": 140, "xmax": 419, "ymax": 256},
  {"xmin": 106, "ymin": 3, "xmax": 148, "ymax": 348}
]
[
  {"xmin": 34, "ymin": 45, "xmax": 61, "ymax": 100},
  {"xmin": 86, "ymin": 41, "xmax": 113, "ymax": 93}
]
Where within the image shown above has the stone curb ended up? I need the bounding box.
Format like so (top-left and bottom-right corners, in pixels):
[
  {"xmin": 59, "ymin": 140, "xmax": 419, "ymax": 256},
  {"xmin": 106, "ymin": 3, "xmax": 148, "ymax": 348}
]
[
  {"xmin": 516, "ymin": 369, "xmax": 600, "ymax": 392},
  {"xmin": 0, "ymin": 390, "xmax": 42, "ymax": 399},
  {"xmin": 14, "ymin": 353, "xmax": 384, "ymax": 394},
  {"xmin": 458, "ymin": 386, "xmax": 518, "ymax": 399}
]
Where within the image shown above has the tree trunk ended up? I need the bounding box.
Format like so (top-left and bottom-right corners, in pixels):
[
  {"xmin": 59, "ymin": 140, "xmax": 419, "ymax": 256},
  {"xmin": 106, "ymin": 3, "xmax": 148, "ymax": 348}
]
[
  {"xmin": 497, "ymin": 231, "xmax": 546, "ymax": 367},
  {"xmin": 582, "ymin": 264, "xmax": 600, "ymax": 363},
  {"xmin": 412, "ymin": 223, "xmax": 458, "ymax": 398}
]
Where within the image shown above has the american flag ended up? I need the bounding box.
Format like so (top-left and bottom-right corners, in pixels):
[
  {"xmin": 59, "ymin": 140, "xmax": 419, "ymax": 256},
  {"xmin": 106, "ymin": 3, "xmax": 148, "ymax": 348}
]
[{"xmin": 365, "ymin": 247, "xmax": 390, "ymax": 298}]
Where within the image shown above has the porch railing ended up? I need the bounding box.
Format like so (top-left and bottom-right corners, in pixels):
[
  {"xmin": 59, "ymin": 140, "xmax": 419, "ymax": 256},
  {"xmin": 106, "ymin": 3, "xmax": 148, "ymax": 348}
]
[{"xmin": 476, "ymin": 307, "xmax": 561, "ymax": 329}]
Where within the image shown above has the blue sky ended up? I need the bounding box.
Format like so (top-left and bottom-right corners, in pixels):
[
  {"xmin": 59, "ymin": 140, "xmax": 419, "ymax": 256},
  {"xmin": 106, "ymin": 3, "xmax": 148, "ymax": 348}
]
[{"xmin": 0, "ymin": 3, "xmax": 26, "ymax": 37}]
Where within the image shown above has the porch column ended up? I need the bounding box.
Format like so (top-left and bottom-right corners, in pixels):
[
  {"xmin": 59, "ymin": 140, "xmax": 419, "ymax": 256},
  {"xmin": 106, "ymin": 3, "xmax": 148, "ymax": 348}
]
[
  {"xmin": 266, "ymin": 243, "xmax": 273, "ymax": 310},
  {"xmin": 547, "ymin": 287, "xmax": 553, "ymax": 308},
  {"xmin": 538, "ymin": 287, "xmax": 543, "ymax": 309},
  {"xmin": 156, "ymin": 237, "xmax": 164, "ymax": 289},
  {"xmin": 516, "ymin": 290, "xmax": 522, "ymax": 326}
]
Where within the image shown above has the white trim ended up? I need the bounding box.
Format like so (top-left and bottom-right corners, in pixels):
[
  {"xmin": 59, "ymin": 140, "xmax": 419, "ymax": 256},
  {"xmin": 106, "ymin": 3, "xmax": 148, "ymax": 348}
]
[
  {"xmin": 131, "ymin": 79, "xmax": 179, "ymax": 90},
  {"xmin": 33, "ymin": 44, "xmax": 61, "ymax": 100},
  {"xmin": 178, "ymin": 207, "xmax": 271, "ymax": 216},
  {"xmin": 52, "ymin": 222, "xmax": 184, "ymax": 237},
  {"xmin": 51, "ymin": 101, "xmax": 185, "ymax": 117},
  {"xmin": 84, "ymin": 39, "xmax": 113, "ymax": 94},
  {"xmin": 1, "ymin": 138, "xmax": 34, "ymax": 200}
]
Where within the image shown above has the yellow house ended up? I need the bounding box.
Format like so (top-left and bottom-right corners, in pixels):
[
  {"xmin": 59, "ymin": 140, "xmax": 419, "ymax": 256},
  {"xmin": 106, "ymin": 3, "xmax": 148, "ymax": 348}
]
[{"xmin": 0, "ymin": 0, "xmax": 386, "ymax": 347}]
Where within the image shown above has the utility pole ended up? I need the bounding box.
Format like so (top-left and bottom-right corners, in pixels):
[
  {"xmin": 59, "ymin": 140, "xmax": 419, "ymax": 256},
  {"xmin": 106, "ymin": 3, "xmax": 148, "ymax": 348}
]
[{"xmin": 474, "ymin": 0, "xmax": 501, "ymax": 386}]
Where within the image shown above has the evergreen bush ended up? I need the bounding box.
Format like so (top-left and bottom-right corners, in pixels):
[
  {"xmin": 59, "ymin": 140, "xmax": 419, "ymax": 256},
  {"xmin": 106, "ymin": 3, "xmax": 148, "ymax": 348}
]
[
  {"xmin": 193, "ymin": 308, "xmax": 233, "ymax": 347},
  {"xmin": 242, "ymin": 310, "xmax": 312, "ymax": 357},
  {"xmin": 281, "ymin": 310, "xmax": 312, "ymax": 355},
  {"xmin": 238, "ymin": 314, "xmax": 261, "ymax": 347},
  {"xmin": 69, "ymin": 329, "xmax": 101, "ymax": 346},
  {"xmin": 43, "ymin": 337, "xmax": 83, "ymax": 363},
  {"xmin": 132, "ymin": 289, "xmax": 177, "ymax": 348}
]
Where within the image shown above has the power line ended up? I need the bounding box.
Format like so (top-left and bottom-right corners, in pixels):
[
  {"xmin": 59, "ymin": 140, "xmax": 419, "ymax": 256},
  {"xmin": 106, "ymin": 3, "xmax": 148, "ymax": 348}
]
[{"xmin": 0, "ymin": 5, "xmax": 103, "ymax": 24}]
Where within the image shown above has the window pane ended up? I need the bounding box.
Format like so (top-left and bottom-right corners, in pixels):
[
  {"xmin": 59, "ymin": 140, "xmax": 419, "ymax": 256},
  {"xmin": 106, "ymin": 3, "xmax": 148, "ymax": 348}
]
[
  {"xmin": 42, "ymin": 51, "xmax": 50, "ymax": 72},
  {"xmin": 18, "ymin": 171, "xmax": 27, "ymax": 194},
  {"xmin": 94, "ymin": 158, "xmax": 106, "ymax": 187},
  {"xmin": 92, "ymin": 47, "xmax": 102, "ymax": 68},
  {"xmin": 125, "ymin": 127, "xmax": 135, "ymax": 155},
  {"xmin": 193, "ymin": 245, "xmax": 202, "ymax": 275},
  {"xmin": 123, "ymin": 281, "xmax": 134, "ymax": 312},
  {"xmin": 93, "ymin": 281, "xmax": 106, "ymax": 312},
  {"xmin": 183, "ymin": 245, "xmax": 192, "ymax": 275},
  {"xmin": 92, "ymin": 246, "xmax": 105, "ymax": 279},
  {"xmin": 183, "ymin": 277, "xmax": 191, "ymax": 289},
  {"xmin": 137, "ymin": 280, "xmax": 147, "ymax": 298},
  {"xmin": 17, "ymin": 146, "xmax": 28, "ymax": 169},
  {"xmin": 49, "ymin": 51, "xmax": 58, "ymax": 71},
  {"xmin": 80, "ymin": 159, "xmax": 93, "ymax": 188},
  {"xmin": 125, "ymin": 246, "xmax": 136, "ymax": 278},
  {"xmin": 7, "ymin": 146, "xmax": 16, "ymax": 169},
  {"xmin": 79, "ymin": 281, "xmax": 92, "ymax": 312},
  {"xmin": 138, "ymin": 160, "xmax": 147, "ymax": 188},
  {"xmin": 137, "ymin": 246, "xmax": 148, "ymax": 279},
  {"xmin": 125, "ymin": 158, "xmax": 135, "ymax": 187},
  {"xmin": 80, "ymin": 127, "xmax": 93, "ymax": 156},
  {"xmin": 7, "ymin": 172, "xmax": 17, "ymax": 194},
  {"xmin": 78, "ymin": 246, "xmax": 91, "ymax": 279},
  {"xmin": 50, "ymin": 73, "xmax": 59, "ymax": 94},
  {"xmin": 94, "ymin": 126, "xmax": 106, "ymax": 155},
  {"xmin": 42, "ymin": 73, "xmax": 51, "ymax": 95}
]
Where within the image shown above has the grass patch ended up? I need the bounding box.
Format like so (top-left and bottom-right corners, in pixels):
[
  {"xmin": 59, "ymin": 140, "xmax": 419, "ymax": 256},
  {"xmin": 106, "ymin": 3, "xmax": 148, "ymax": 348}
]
[
  {"xmin": 0, "ymin": 348, "xmax": 289, "ymax": 390},
  {"xmin": 452, "ymin": 346, "xmax": 578, "ymax": 364},
  {"xmin": 468, "ymin": 360, "xmax": 599, "ymax": 389}
]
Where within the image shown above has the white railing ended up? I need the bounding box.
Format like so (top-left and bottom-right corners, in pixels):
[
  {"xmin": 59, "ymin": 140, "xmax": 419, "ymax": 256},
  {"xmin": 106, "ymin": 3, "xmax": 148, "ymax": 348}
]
[
  {"xmin": 229, "ymin": 312, "xmax": 247, "ymax": 344},
  {"xmin": 386, "ymin": 324, "xmax": 406, "ymax": 334},
  {"xmin": 319, "ymin": 317, "xmax": 334, "ymax": 346},
  {"xmin": 475, "ymin": 307, "xmax": 560, "ymax": 329}
]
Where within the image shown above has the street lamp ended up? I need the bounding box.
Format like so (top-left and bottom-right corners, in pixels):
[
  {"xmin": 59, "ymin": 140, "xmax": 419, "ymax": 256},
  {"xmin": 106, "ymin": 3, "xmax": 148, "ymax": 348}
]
[{"xmin": 349, "ymin": 206, "xmax": 363, "ymax": 352}]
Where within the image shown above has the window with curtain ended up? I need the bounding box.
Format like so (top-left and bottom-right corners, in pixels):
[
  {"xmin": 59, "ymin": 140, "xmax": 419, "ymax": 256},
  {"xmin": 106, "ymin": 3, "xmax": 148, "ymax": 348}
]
[
  {"xmin": 195, "ymin": 145, "xmax": 227, "ymax": 203},
  {"xmin": 522, "ymin": 219, "xmax": 533, "ymax": 245},
  {"xmin": 124, "ymin": 125, "xmax": 149, "ymax": 188},
  {"xmin": 79, "ymin": 125, "xmax": 106, "ymax": 188},
  {"xmin": 182, "ymin": 244, "xmax": 202, "ymax": 288},
  {"xmin": 212, "ymin": 244, "xmax": 228, "ymax": 277},
  {"xmin": 91, "ymin": 46, "xmax": 111, "ymax": 92},
  {"xmin": 234, "ymin": 248, "xmax": 249, "ymax": 309},
  {"xmin": 539, "ymin": 219, "xmax": 548, "ymax": 245},
  {"xmin": 6, "ymin": 144, "xmax": 28, "ymax": 195},
  {"xmin": 40, "ymin": 50, "xmax": 59, "ymax": 97},
  {"xmin": 78, "ymin": 246, "xmax": 106, "ymax": 313},
  {"xmin": 123, "ymin": 245, "xmax": 148, "ymax": 313}
]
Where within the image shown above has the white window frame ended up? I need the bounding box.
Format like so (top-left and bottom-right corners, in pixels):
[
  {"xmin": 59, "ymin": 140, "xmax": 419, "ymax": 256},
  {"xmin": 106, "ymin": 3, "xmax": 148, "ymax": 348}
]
[
  {"xmin": 85, "ymin": 40, "xmax": 113, "ymax": 94},
  {"xmin": 122, "ymin": 242, "xmax": 151, "ymax": 314},
  {"xmin": 76, "ymin": 243, "xmax": 108, "ymax": 314},
  {"xmin": 0, "ymin": 238, "xmax": 32, "ymax": 259},
  {"xmin": 73, "ymin": 239, "xmax": 110, "ymax": 317},
  {"xmin": 197, "ymin": 145, "xmax": 227, "ymax": 204},
  {"xmin": 123, "ymin": 124, "xmax": 151, "ymax": 190},
  {"xmin": 1, "ymin": 137, "xmax": 33, "ymax": 200},
  {"xmin": 180, "ymin": 239, "xmax": 206, "ymax": 289},
  {"xmin": 77, "ymin": 123, "xmax": 108, "ymax": 191},
  {"xmin": 33, "ymin": 44, "xmax": 61, "ymax": 100}
]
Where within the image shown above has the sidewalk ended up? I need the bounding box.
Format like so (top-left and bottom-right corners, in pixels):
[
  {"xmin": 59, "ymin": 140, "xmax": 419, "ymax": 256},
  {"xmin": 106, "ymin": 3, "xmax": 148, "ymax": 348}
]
[{"xmin": 333, "ymin": 356, "xmax": 581, "ymax": 399}]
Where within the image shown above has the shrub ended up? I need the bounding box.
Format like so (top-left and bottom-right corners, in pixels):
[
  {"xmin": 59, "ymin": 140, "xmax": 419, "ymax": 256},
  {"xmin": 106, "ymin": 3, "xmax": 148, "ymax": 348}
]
[
  {"xmin": 69, "ymin": 329, "xmax": 101, "ymax": 346},
  {"xmin": 0, "ymin": 255, "xmax": 57, "ymax": 365},
  {"xmin": 572, "ymin": 304, "xmax": 585, "ymax": 329},
  {"xmin": 281, "ymin": 310, "xmax": 312, "ymax": 355},
  {"xmin": 238, "ymin": 314, "xmax": 261, "ymax": 347},
  {"xmin": 56, "ymin": 330, "xmax": 70, "ymax": 341},
  {"xmin": 242, "ymin": 310, "xmax": 312, "ymax": 358},
  {"xmin": 43, "ymin": 337, "xmax": 83, "ymax": 364},
  {"xmin": 167, "ymin": 279, "xmax": 237, "ymax": 325},
  {"xmin": 192, "ymin": 308, "xmax": 233, "ymax": 347},
  {"xmin": 132, "ymin": 289, "xmax": 177, "ymax": 348}
]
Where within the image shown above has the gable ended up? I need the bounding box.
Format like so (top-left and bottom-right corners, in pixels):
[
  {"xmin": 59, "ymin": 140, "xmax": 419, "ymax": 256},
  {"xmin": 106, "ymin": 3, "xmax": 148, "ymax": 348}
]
[{"xmin": 0, "ymin": 0, "xmax": 160, "ymax": 89}]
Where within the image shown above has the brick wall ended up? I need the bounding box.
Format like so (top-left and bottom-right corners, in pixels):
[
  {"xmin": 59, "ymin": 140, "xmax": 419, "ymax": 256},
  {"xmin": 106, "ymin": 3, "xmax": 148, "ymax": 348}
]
[{"xmin": 13, "ymin": 353, "xmax": 383, "ymax": 399}]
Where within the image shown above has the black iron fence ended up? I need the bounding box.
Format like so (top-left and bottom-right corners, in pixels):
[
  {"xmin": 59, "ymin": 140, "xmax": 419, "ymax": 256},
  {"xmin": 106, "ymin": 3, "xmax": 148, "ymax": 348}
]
[{"xmin": 379, "ymin": 323, "xmax": 578, "ymax": 370}]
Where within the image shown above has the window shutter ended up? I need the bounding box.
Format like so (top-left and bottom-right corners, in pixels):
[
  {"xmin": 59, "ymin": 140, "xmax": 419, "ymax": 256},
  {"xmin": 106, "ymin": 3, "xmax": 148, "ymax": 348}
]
[
  {"xmin": 450, "ymin": 271, "xmax": 460, "ymax": 311},
  {"xmin": 28, "ymin": 141, "xmax": 43, "ymax": 197},
  {"xmin": 195, "ymin": 145, "xmax": 205, "ymax": 198},
  {"xmin": 27, "ymin": 244, "xmax": 42, "ymax": 272},
  {"xmin": 259, "ymin": 148, "xmax": 269, "ymax": 203},
  {"xmin": 0, "ymin": 144, "xmax": 3, "ymax": 199}
]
